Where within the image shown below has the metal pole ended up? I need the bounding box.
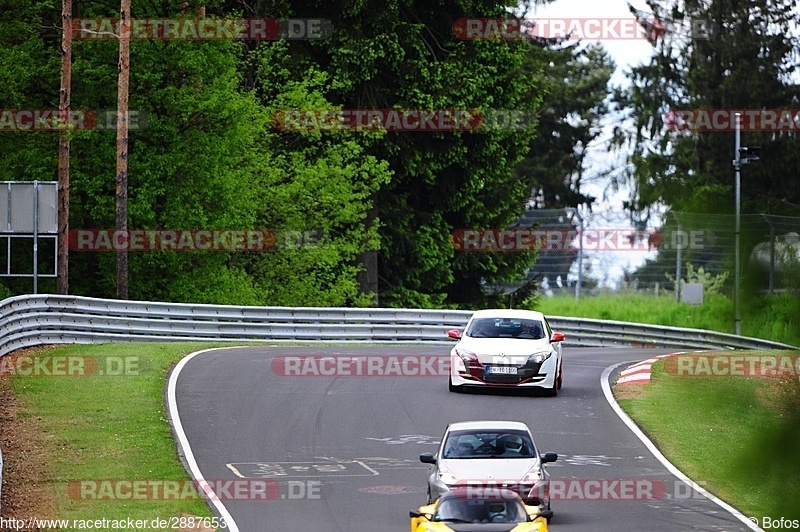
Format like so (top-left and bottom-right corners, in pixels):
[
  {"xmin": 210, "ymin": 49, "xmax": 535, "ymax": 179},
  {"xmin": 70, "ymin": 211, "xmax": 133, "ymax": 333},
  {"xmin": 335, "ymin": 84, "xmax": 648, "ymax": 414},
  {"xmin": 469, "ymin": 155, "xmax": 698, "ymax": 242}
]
[
  {"xmin": 6, "ymin": 181, "xmax": 11, "ymax": 275},
  {"xmin": 6, "ymin": 183, "xmax": 11, "ymax": 276},
  {"xmin": 33, "ymin": 181, "xmax": 39, "ymax": 294},
  {"xmin": 765, "ymin": 215, "xmax": 775, "ymax": 296},
  {"xmin": 734, "ymin": 112, "xmax": 741, "ymax": 335},
  {"xmin": 575, "ymin": 207, "xmax": 583, "ymax": 299},
  {"xmin": 674, "ymin": 212, "xmax": 682, "ymax": 302}
]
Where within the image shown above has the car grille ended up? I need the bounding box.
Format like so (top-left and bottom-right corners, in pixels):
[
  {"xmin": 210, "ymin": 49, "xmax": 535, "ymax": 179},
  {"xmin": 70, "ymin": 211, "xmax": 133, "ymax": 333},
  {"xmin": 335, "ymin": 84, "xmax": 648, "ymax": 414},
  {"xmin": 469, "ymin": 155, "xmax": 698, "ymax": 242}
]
[{"xmin": 483, "ymin": 372, "xmax": 525, "ymax": 384}]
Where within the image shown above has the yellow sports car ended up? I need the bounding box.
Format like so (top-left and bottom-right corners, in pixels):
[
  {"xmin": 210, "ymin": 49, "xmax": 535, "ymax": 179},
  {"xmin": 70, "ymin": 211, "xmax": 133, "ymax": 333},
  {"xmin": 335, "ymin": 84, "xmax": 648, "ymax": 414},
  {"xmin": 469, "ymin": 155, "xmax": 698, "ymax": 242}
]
[{"xmin": 410, "ymin": 489, "xmax": 550, "ymax": 531}]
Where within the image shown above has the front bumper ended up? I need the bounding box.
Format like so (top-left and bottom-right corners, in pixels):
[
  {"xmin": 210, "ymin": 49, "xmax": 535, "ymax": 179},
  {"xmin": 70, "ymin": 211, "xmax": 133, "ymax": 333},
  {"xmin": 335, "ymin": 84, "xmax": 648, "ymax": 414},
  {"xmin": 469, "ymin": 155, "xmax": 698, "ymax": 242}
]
[{"xmin": 450, "ymin": 358, "xmax": 557, "ymax": 389}]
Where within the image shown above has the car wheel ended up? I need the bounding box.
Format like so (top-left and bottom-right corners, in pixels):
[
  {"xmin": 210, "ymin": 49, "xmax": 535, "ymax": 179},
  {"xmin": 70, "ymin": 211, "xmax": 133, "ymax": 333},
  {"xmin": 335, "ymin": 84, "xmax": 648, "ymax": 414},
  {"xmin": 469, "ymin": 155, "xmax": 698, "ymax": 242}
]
[
  {"xmin": 448, "ymin": 376, "xmax": 461, "ymax": 393},
  {"xmin": 557, "ymin": 365, "xmax": 563, "ymax": 390},
  {"xmin": 426, "ymin": 487, "xmax": 434, "ymax": 505},
  {"xmin": 546, "ymin": 378, "xmax": 558, "ymax": 397}
]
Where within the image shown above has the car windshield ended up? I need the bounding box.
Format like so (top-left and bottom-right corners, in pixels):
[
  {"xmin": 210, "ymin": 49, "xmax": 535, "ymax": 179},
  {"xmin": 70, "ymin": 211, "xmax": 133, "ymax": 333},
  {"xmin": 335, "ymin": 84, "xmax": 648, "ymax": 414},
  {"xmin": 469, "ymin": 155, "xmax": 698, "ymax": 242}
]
[
  {"xmin": 465, "ymin": 318, "xmax": 545, "ymax": 339},
  {"xmin": 442, "ymin": 430, "xmax": 536, "ymax": 459},
  {"xmin": 434, "ymin": 498, "xmax": 528, "ymax": 523}
]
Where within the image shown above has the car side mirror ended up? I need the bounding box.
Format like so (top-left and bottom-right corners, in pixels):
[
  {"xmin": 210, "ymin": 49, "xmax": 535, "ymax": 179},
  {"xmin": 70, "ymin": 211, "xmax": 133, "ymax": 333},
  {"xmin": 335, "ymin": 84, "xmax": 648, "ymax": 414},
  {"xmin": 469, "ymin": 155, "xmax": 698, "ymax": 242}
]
[
  {"xmin": 409, "ymin": 510, "xmax": 424, "ymax": 518},
  {"xmin": 541, "ymin": 452, "xmax": 558, "ymax": 463},
  {"xmin": 447, "ymin": 329, "xmax": 462, "ymax": 340},
  {"xmin": 419, "ymin": 453, "xmax": 437, "ymax": 464},
  {"xmin": 550, "ymin": 332, "xmax": 565, "ymax": 342}
]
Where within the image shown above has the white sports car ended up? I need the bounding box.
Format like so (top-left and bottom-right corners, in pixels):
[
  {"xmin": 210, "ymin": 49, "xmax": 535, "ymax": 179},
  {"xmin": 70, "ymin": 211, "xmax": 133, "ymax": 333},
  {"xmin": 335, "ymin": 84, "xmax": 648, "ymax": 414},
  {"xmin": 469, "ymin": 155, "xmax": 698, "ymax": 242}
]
[{"xmin": 447, "ymin": 309, "xmax": 564, "ymax": 396}]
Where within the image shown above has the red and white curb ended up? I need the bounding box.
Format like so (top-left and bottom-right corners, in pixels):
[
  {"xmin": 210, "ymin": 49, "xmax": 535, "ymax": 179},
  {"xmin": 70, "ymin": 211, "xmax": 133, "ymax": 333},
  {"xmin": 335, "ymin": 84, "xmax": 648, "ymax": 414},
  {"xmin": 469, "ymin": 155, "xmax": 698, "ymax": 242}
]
[{"xmin": 615, "ymin": 352, "xmax": 683, "ymax": 385}]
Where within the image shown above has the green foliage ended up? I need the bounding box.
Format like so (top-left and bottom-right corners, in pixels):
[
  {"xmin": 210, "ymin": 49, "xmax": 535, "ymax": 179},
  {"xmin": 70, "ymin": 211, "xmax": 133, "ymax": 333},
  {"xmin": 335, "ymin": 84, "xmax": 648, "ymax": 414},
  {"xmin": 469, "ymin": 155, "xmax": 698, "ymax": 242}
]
[
  {"xmin": 0, "ymin": 0, "xmax": 612, "ymax": 308},
  {"xmin": 665, "ymin": 263, "xmax": 729, "ymax": 294},
  {"xmin": 613, "ymin": 0, "xmax": 800, "ymax": 216},
  {"xmin": 536, "ymin": 293, "xmax": 799, "ymax": 346}
]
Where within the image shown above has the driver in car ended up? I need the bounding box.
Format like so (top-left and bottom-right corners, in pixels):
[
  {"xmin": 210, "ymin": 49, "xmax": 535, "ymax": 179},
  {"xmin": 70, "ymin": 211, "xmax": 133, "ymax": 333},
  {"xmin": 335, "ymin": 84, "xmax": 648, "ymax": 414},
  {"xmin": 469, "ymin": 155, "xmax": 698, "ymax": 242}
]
[{"xmin": 486, "ymin": 502, "xmax": 509, "ymax": 522}]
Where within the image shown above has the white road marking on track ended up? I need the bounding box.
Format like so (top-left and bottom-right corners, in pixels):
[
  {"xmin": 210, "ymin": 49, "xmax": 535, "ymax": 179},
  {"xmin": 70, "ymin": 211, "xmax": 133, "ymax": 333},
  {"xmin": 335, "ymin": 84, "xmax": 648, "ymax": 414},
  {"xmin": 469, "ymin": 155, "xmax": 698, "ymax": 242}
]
[
  {"xmin": 226, "ymin": 460, "xmax": 380, "ymax": 478},
  {"xmin": 168, "ymin": 347, "xmax": 249, "ymax": 532},
  {"xmin": 601, "ymin": 359, "xmax": 762, "ymax": 532},
  {"xmin": 365, "ymin": 434, "xmax": 440, "ymax": 445}
]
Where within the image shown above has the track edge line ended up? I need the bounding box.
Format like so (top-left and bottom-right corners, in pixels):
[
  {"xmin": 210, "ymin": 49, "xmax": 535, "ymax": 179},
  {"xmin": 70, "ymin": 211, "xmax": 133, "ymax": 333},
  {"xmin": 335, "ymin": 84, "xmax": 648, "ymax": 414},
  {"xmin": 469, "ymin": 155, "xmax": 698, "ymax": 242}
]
[
  {"xmin": 601, "ymin": 356, "xmax": 762, "ymax": 532},
  {"xmin": 167, "ymin": 346, "xmax": 250, "ymax": 532}
]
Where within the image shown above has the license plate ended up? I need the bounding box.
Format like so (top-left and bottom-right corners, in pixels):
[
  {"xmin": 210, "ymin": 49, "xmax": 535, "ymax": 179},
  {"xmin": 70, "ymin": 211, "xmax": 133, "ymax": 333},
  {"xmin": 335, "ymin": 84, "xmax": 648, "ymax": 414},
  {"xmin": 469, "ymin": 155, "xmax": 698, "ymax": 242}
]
[{"xmin": 487, "ymin": 366, "xmax": 518, "ymax": 375}]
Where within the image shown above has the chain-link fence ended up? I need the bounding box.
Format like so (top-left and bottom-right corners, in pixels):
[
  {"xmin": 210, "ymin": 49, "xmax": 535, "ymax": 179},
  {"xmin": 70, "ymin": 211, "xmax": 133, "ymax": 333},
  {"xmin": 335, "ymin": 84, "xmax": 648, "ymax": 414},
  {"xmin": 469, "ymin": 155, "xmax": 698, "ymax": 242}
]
[{"xmin": 515, "ymin": 208, "xmax": 800, "ymax": 298}]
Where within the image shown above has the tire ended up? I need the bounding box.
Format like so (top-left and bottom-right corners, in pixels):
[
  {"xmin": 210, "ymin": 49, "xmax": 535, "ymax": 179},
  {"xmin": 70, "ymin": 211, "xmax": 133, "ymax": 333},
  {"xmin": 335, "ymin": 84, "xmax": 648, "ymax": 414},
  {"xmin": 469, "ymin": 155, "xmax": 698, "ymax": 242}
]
[
  {"xmin": 448, "ymin": 376, "xmax": 462, "ymax": 393},
  {"xmin": 557, "ymin": 364, "xmax": 563, "ymax": 390},
  {"xmin": 426, "ymin": 487, "xmax": 434, "ymax": 505},
  {"xmin": 545, "ymin": 377, "xmax": 558, "ymax": 397}
]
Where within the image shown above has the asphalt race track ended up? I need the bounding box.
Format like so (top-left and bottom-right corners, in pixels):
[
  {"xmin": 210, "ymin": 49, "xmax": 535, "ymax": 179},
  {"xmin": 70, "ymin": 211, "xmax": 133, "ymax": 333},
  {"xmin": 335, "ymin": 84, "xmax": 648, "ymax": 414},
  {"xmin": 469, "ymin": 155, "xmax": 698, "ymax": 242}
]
[{"xmin": 171, "ymin": 346, "xmax": 751, "ymax": 531}]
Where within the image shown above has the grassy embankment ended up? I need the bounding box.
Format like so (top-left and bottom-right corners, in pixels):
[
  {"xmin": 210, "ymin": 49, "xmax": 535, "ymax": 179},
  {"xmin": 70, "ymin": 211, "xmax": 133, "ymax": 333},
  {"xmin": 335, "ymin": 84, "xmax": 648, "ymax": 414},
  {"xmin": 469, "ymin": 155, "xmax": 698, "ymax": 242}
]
[
  {"xmin": 1, "ymin": 342, "xmax": 232, "ymax": 529},
  {"xmin": 536, "ymin": 292, "xmax": 799, "ymax": 346},
  {"xmin": 616, "ymin": 354, "xmax": 800, "ymax": 522}
]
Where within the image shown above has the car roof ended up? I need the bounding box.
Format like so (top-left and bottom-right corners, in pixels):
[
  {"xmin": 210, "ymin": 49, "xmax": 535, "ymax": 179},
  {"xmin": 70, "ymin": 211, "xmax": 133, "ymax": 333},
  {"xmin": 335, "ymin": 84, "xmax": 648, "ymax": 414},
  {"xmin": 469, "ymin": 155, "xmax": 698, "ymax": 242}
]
[
  {"xmin": 468, "ymin": 309, "xmax": 545, "ymax": 321},
  {"xmin": 446, "ymin": 420, "xmax": 531, "ymax": 432}
]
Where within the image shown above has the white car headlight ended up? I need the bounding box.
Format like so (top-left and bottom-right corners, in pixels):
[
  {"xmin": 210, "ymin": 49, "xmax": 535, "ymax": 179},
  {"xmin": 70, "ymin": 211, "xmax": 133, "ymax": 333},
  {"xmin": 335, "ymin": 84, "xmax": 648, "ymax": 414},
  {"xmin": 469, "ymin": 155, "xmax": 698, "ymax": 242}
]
[
  {"xmin": 439, "ymin": 467, "xmax": 458, "ymax": 485},
  {"xmin": 528, "ymin": 352, "xmax": 551, "ymax": 365},
  {"xmin": 521, "ymin": 465, "xmax": 542, "ymax": 483},
  {"xmin": 455, "ymin": 349, "xmax": 479, "ymax": 368}
]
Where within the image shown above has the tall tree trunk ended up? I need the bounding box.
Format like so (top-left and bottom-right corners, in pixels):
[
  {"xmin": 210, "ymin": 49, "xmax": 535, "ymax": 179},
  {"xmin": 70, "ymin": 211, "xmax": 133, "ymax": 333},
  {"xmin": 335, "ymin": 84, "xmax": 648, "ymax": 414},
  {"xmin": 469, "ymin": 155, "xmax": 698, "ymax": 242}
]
[
  {"xmin": 57, "ymin": 0, "xmax": 72, "ymax": 294},
  {"xmin": 115, "ymin": 0, "xmax": 130, "ymax": 299}
]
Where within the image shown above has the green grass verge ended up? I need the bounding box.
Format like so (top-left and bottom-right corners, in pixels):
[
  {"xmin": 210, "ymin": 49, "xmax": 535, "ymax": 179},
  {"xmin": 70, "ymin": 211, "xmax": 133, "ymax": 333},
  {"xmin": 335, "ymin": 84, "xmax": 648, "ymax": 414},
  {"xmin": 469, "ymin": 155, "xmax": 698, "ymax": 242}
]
[
  {"xmin": 616, "ymin": 351, "xmax": 800, "ymax": 521},
  {"xmin": 6, "ymin": 342, "xmax": 236, "ymax": 528},
  {"xmin": 535, "ymin": 293, "xmax": 800, "ymax": 346}
]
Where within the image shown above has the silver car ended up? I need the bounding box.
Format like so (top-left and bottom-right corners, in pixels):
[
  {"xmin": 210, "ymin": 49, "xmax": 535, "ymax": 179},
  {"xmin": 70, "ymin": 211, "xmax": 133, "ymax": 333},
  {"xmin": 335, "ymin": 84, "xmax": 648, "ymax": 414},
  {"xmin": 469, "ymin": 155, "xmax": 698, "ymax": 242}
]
[
  {"xmin": 420, "ymin": 421, "xmax": 558, "ymax": 511},
  {"xmin": 447, "ymin": 309, "xmax": 564, "ymax": 396}
]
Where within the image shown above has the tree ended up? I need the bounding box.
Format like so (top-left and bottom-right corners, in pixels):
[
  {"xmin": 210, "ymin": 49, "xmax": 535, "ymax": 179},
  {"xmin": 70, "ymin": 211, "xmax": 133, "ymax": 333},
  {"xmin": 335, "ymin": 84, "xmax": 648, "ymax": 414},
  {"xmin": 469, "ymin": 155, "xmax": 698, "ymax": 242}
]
[
  {"xmin": 613, "ymin": 0, "xmax": 800, "ymax": 218},
  {"xmin": 58, "ymin": 0, "xmax": 72, "ymax": 295}
]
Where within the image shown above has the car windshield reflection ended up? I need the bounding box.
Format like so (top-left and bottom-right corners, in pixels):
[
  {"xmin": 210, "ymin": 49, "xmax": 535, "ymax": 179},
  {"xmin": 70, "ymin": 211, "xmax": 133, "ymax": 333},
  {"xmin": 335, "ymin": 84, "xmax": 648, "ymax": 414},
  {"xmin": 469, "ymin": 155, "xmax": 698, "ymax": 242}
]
[
  {"xmin": 442, "ymin": 430, "xmax": 536, "ymax": 459},
  {"xmin": 465, "ymin": 318, "xmax": 545, "ymax": 339},
  {"xmin": 434, "ymin": 498, "xmax": 528, "ymax": 524}
]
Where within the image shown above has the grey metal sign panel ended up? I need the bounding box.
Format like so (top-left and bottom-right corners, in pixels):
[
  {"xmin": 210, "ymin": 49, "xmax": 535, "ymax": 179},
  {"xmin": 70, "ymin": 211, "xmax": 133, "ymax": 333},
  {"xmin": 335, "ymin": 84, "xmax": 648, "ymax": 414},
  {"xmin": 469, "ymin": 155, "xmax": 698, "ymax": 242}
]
[
  {"xmin": 0, "ymin": 181, "xmax": 58, "ymax": 233},
  {"xmin": 37, "ymin": 182, "xmax": 57, "ymax": 233}
]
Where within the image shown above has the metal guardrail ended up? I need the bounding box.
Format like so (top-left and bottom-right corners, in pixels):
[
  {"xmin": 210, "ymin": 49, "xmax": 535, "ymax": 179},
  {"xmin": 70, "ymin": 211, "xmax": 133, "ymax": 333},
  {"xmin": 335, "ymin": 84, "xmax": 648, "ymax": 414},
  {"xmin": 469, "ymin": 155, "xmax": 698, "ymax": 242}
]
[{"xmin": 0, "ymin": 294, "xmax": 796, "ymax": 357}]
